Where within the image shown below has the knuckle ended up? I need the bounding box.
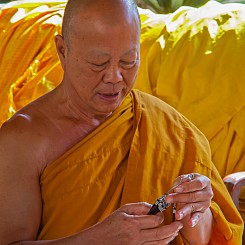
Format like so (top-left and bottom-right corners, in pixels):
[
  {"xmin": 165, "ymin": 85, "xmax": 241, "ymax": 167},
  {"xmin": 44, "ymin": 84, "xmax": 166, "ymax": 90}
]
[
  {"xmin": 153, "ymin": 216, "xmax": 162, "ymax": 227},
  {"xmin": 120, "ymin": 213, "xmax": 132, "ymax": 225},
  {"xmin": 208, "ymin": 192, "xmax": 214, "ymax": 200},
  {"xmin": 197, "ymin": 175, "xmax": 211, "ymax": 189},
  {"xmin": 189, "ymin": 192, "xmax": 196, "ymax": 202},
  {"xmin": 201, "ymin": 201, "xmax": 211, "ymax": 211},
  {"xmin": 197, "ymin": 178, "xmax": 206, "ymax": 189},
  {"xmin": 205, "ymin": 187, "xmax": 214, "ymax": 201},
  {"xmin": 125, "ymin": 217, "xmax": 140, "ymax": 228}
]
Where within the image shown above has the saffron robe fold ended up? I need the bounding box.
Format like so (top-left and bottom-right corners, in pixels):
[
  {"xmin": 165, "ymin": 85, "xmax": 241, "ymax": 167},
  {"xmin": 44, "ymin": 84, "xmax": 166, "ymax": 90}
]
[
  {"xmin": 1, "ymin": 0, "xmax": 245, "ymax": 189},
  {"xmin": 135, "ymin": 2, "xmax": 245, "ymax": 180},
  {"xmin": 38, "ymin": 90, "xmax": 243, "ymax": 244}
]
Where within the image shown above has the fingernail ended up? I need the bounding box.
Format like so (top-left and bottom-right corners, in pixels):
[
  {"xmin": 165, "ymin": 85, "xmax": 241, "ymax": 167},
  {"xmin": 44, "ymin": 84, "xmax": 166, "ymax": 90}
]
[
  {"xmin": 165, "ymin": 196, "xmax": 173, "ymax": 203},
  {"xmin": 158, "ymin": 215, "xmax": 164, "ymax": 223},
  {"xmin": 191, "ymin": 218, "xmax": 198, "ymax": 227},
  {"xmin": 178, "ymin": 212, "xmax": 183, "ymax": 220}
]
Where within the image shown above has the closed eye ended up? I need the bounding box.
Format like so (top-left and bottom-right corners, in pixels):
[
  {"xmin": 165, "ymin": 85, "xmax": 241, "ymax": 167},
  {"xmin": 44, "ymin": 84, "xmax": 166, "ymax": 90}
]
[
  {"xmin": 93, "ymin": 62, "xmax": 108, "ymax": 67},
  {"xmin": 89, "ymin": 61, "xmax": 108, "ymax": 71},
  {"xmin": 120, "ymin": 60, "xmax": 137, "ymax": 69}
]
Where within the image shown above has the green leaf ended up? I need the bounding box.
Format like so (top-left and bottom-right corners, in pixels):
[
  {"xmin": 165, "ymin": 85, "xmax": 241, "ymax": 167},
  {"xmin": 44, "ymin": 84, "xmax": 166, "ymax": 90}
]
[
  {"xmin": 171, "ymin": 0, "xmax": 184, "ymax": 11},
  {"xmin": 141, "ymin": 0, "xmax": 164, "ymax": 13},
  {"xmin": 183, "ymin": 0, "xmax": 209, "ymax": 7}
]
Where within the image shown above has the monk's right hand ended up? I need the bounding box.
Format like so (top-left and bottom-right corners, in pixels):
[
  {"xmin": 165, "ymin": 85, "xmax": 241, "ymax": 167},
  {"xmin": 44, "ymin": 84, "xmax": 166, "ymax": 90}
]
[{"xmin": 83, "ymin": 202, "xmax": 183, "ymax": 245}]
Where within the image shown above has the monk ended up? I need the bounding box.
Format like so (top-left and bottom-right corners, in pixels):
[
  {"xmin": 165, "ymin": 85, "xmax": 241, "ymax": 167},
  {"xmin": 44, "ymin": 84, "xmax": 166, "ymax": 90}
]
[{"xmin": 0, "ymin": 0, "xmax": 243, "ymax": 244}]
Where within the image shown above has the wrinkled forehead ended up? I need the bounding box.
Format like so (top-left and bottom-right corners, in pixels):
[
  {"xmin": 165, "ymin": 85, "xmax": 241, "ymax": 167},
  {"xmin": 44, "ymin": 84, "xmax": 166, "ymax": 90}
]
[{"xmin": 62, "ymin": 0, "xmax": 140, "ymax": 43}]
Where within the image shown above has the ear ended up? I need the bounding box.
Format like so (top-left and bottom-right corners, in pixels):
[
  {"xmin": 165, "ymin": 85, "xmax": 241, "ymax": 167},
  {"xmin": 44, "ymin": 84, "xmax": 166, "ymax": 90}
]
[{"xmin": 55, "ymin": 34, "xmax": 67, "ymax": 69}]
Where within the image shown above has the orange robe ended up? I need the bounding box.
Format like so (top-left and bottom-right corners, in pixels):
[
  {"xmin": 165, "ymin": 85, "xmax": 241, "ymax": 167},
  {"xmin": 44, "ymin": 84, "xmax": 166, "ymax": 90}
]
[
  {"xmin": 135, "ymin": 2, "xmax": 245, "ymax": 180},
  {"xmin": 0, "ymin": 1, "xmax": 244, "ymax": 182},
  {"xmin": 38, "ymin": 90, "xmax": 243, "ymax": 244}
]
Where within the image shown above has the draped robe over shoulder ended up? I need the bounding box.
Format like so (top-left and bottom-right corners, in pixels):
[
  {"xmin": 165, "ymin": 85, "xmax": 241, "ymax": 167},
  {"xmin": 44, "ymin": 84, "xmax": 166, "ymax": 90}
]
[
  {"xmin": 1, "ymin": 0, "xmax": 245, "ymax": 194},
  {"xmin": 38, "ymin": 90, "xmax": 243, "ymax": 244}
]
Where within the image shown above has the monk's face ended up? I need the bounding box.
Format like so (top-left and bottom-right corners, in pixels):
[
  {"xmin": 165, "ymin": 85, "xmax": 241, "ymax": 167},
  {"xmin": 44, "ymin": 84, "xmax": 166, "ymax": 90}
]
[{"xmin": 57, "ymin": 1, "xmax": 140, "ymax": 118}]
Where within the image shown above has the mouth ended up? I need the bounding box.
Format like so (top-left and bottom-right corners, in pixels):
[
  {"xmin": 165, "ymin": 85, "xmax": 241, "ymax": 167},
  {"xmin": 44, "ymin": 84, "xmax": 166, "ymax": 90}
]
[
  {"xmin": 98, "ymin": 92, "xmax": 120, "ymax": 99},
  {"xmin": 102, "ymin": 92, "xmax": 119, "ymax": 96}
]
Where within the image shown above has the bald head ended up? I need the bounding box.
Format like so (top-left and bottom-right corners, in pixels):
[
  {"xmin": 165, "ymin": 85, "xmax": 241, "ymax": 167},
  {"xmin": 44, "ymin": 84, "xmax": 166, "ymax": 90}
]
[{"xmin": 62, "ymin": 0, "xmax": 140, "ymax": 47}]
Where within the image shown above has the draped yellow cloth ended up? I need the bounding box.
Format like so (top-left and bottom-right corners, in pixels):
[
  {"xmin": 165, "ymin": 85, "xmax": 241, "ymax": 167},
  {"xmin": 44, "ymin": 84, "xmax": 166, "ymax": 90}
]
[
  {"xmin": 0, "ymin": 1, "xmax": 65, "ymax": 124},
  {"xmin": 135, "ymin": 2, "xmax": 245, "ymax": 179},
  {"xmin": 0, "ymin": 2, "xmax": 244, "ymax": 241},
  {"xmin": 0, "ymin": 1, "xmax": 244, "ymax": 181},
  {"xmin": 38, "ymin": 90, "xmax": 243, "ymax": 244}
]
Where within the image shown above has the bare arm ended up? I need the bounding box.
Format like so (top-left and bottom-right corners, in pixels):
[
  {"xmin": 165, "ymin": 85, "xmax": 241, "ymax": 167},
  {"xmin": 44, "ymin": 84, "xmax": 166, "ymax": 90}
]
[{"xmin": 0, "ymin": 119, "xmax": 43, "ymax": 243}]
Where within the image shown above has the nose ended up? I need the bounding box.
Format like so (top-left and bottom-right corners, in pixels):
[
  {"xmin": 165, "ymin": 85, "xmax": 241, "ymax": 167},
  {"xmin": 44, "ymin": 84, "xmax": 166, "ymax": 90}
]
[{"xmin": 103, "ymin": 64, "xmax": 123, "ymax": 84}]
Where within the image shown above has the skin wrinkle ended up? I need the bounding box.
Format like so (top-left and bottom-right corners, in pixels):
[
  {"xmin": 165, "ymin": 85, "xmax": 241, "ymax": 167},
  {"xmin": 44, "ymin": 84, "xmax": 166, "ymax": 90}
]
[
  {"xmin": 56, "ymin": 8, "xmax": 139, "ymax": 121},
  {"xmin": 1, "ymin": 1, "xmax": 234, "ymax": 244}
]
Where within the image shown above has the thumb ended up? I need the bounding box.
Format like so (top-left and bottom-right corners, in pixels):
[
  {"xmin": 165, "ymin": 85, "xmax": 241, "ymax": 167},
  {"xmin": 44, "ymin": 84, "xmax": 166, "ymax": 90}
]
[{"xmin": 120, "ymin": 202, "xmax": 152, "ymax": 215}]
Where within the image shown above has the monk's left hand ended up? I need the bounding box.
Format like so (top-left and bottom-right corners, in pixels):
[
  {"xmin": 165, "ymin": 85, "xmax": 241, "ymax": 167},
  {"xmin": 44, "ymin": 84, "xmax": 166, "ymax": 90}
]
[{"xmin": 165, "ymin": 173, "xmax": 214, "ymax": 227}]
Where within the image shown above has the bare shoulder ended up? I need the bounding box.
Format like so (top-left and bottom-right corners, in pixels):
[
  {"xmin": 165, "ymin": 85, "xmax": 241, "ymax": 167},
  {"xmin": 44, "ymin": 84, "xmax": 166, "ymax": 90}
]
[
  {"xmin": 0, "ymin": 109, "xmax": 47, "ymax": 174},
  {"xmin": 0, "ymin": 110, "xmax": 45, "ymax": 242},
  {"xmin": 0, "ymin": 90, "xmax": 67, "ymax": 242},
  {"xmin": 0, "ymin": 90, "xmax": 83, "ymax": 242}
]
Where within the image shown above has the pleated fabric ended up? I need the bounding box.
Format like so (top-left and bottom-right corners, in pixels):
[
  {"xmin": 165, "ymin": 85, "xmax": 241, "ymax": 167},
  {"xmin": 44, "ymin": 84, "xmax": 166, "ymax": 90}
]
[{"xmin": 38, "ymin": 90, "xmax": 243, "ymax": 244}]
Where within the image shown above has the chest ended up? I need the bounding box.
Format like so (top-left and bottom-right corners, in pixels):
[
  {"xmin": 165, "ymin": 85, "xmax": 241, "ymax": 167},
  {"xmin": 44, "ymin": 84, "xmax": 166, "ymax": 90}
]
[{"xmin": 38, "ymin": 126, "xmax": 88, "ymax": 171}]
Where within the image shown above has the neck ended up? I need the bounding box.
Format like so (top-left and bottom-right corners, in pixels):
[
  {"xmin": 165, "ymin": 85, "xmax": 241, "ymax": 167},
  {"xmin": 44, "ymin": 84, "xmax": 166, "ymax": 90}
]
[{"xmin": 51, "ymin": 83, "xmax": 110, "ymax": 136}]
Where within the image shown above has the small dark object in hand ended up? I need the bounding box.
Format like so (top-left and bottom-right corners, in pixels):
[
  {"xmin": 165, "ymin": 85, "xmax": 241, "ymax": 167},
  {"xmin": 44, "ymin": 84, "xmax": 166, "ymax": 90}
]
[{"xmin": 148, "ymin": 173, "xmax": 194, "ymax": 215}]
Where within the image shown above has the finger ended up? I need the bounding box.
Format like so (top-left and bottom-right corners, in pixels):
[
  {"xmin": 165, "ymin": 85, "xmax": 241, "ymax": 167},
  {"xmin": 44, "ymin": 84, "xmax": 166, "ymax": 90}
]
[
  {"xmin": 174, "ymin": 175, "xmax": 210, "ymax": 193},
  {"xmin": 126, "ymin": 212, "xmax": 164, "ymax": 230},
  {"xmin": 170, "ymin": 173, "xmax": 195, "ymax": 193},
  {"xmin": 165, "ymin": 188, "xmax": 213, "ymax": 204},
  {"xmin": 141, "ymin": 221, "xmax": 183, "ymax": 242},
  {"xmin": 143, "ymin": 232, "xmax": 179, "ymax": 245},
  {"xmin": 120, "ymin": 202, "xmax": 152, "ymax": 215},
  {"xmin": 175, "ymin": 201, "xmax": 210, "ymax": 220},
  {"xmin": 189, "ymin": 212, "xmax": 202, "ymax": 227},
  {"xmin": 178, "ymin": 173, "xmax": 196, "ymax": 183},
  {"xmin": 176, "ymin": 196, "xmax": 211, "ymax": 217}
]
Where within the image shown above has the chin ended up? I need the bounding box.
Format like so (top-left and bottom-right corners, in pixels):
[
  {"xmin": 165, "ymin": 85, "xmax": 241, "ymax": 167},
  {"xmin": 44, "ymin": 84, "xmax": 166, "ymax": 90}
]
[
  {"xmin": 99, "ymin": 102, "xmax": 121, "ymax": 116},
  {"xmin": 94, "ymin": 92, "xmax": 127, "ymax": 115}
]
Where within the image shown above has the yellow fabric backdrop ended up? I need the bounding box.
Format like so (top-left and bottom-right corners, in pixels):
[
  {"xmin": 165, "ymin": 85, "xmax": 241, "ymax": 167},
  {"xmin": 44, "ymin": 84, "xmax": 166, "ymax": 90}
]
[
  {"xmin": 0, "ymin": 0, "xmax": 244, "ymax": 179},
  {"xmin": 0, "ymin": 1, "xmax": 65, "ymax": 123},
  {"xmin": 136, "ymin": 2, "xmax": 245, "ymax": 179}
]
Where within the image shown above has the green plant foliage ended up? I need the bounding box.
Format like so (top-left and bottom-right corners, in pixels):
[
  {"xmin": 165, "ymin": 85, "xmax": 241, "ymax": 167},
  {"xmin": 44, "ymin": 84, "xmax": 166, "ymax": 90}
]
[
  {"xmin": 216, "ymin": 0, "xmax": 245, "ymax": 3},
  {"xmin": 138, "ymin": 0, "xmax": 245, "ymax": 13},
  {"xmin": 0, "ymin": 0, "xmax": 14, "ymax": 2}
]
